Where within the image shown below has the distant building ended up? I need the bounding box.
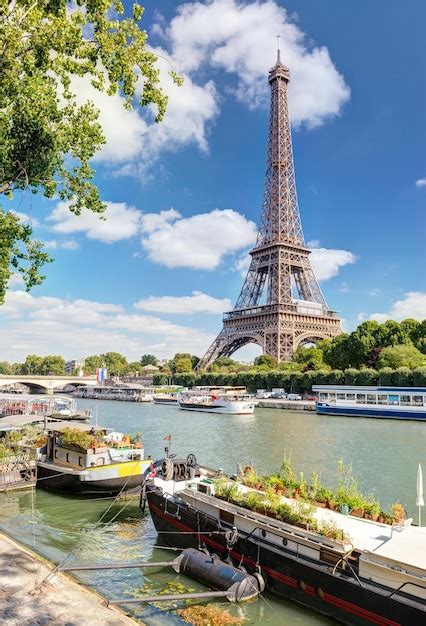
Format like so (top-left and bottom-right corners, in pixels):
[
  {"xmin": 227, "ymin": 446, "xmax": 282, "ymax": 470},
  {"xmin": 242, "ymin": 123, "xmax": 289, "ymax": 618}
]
[
  {"xmin": 124, "ymin": 364, "xmax": 159, "ymax": 386},
  {"xmin": 65, "ymin": 359, "xmax": 85, "ymax": 376}
]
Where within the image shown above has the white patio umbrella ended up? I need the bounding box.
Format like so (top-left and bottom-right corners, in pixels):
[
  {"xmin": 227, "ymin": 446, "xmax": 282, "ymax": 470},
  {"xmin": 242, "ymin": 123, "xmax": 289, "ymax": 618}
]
[{"xmin": 415, "ymin": 463, "xmax": 424, "ymax": 526}]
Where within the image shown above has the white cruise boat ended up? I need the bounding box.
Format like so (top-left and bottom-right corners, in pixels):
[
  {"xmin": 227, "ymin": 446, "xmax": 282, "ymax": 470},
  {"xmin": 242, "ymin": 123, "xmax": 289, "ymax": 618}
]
[
  {"xmin": 177, "ymin": 387, "xmax": 255, "ymax": 415},
  {"xmin": 313, "ymin": 385, "xmax": 426, "ymax": 421}
]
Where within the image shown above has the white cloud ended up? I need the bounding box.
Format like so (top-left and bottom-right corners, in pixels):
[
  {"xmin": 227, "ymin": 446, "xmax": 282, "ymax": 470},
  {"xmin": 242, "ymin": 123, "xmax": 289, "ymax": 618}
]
[
  {"xmin": 68, "ymin": 52, "xmax": 218, "ymax": 174},
  {"xmin": 7, "ymin": 274, "xmax": 25, "ymax": 290},
  {"xmin": 70, "ymin": 75, "xmax": 148, "ymax": 164},
  {"xmin": 63, "ymin": 1, "xmax": 348, "ymax": 177},
  {"xmin": 0, "ymin": 291, "xmax": 214, "ymax": 361},
  {"xmin": 135, "ymin": 291, "xmax": 231, "ymax": 314},
  {"xmin": 140, "ymin": 208, "xmax": 257, "ymax": 270},
  {"xmin": 370, "ymin": 292, "xmax": 426, "ymax": 323},
  {"xmin": 160, "ymin": 0, "xmax": 350, "ymax": 126},
  {"xmin": 140, "ymin": 208, "xmax": 181, "ymax": 233},
  {"xmin": 10, "ymin": 211, "xmax": 40, "ymax": 228},
  {"xmin": 234, "ymin": 251, "xmax": 252, "ymax": 276},
  {"xmin": 370, "ymin": 288, "xmax": 381, "ymax": 297},
  {"xmin": 47, "ymin": 201, "xmax": 142, "ymax": 243},
  {"xmin": 415, "ymin": 178, "xmax": 426, "ymax": 187},
  {"xmin": 44, "ymin": 239, "xmax": 79, "ymax": 250},
  {"xmin": 309, "ymin": 247, "xmax": 357, "ymax": 281}
]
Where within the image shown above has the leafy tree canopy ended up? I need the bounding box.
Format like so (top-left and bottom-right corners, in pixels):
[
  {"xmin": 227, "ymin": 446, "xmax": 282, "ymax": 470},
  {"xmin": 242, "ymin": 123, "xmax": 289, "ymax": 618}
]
[
  {"xmin": 0, "ymin": 0, "xmax": 177, "ymax": 302},
  {"xmin": 377, "ymin": 344, "xmax": 426, "ymax": 369},
  {"xmin": 140, "ymin": 354, "xmax": 159, "ymax": 367},
  {"xmin": 169, "ymin": 353, "xmax": 193, "ymax": 374},
  {"xmin": 253, "ymin": 354, "xmax": 278, "ymax": 369},
  {"xmin": 83, "ymin": 354, "xmax": 103, "ymax": 375},
  {"xmin": 101, "ymin": 351, "xmax": 128, "ymax": 376},
  {"xmin": 294, "ymin": 345, "xmax": 328, "ymax": 371}
]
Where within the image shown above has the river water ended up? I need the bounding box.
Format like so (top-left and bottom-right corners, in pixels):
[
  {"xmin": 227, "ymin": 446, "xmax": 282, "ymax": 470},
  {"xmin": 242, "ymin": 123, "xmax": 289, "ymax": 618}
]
[{"xmin": 0, "ymin": 399, "xmax": 424, "ymax": 625}]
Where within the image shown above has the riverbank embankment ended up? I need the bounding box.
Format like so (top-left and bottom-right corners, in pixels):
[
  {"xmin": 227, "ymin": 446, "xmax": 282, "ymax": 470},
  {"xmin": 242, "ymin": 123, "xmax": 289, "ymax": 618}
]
[
  {"xmin": 0, "ymin": 532, "xmax": 140, "ymax": 625},
  {"xmin": 257, "ymin": 399, "xmax": 315, "ymax": 411}
]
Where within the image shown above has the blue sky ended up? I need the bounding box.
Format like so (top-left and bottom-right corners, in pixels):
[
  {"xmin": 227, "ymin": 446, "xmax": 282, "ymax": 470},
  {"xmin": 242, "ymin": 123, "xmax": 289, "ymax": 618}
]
[{"xmin": 2, "ymin": 0, "xmax": 425, "ymax": 363}]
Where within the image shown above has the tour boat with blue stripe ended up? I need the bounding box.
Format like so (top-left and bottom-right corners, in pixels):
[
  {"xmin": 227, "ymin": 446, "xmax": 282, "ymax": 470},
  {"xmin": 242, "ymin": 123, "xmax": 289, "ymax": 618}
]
[{"xmin": 313, "ymin": 386, "xmax": 426, "ymax": 421}]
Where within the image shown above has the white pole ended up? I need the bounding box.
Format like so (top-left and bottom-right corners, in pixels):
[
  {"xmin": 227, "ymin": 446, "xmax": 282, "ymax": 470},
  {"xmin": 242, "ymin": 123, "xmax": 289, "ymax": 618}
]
[{"xmin": 416, "ymin": 463, "xmax": 424, "ymax": 527}]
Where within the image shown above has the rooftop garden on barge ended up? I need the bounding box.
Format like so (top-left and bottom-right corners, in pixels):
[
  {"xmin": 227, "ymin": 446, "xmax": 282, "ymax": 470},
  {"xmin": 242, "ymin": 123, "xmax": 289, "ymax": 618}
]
[{"xmin": 212, "ymin": 457, "xmax": 405, "ymax": 536}]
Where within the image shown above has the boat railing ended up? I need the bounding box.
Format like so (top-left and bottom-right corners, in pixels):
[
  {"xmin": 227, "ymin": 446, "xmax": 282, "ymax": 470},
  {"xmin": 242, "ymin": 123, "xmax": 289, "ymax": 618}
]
[{"xmin": 387, "ymin": 580, "xmax": 426, "ymax": 604}]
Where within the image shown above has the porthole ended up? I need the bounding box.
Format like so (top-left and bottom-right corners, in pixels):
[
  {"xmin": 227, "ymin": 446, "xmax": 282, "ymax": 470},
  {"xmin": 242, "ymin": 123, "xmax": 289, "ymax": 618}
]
[
  {"xmin": 261, "ymin": 529, "xmax": 266, "ymax": 538},
  {"xmin": 282, "ymin": 538, "xmax": 288, "ymax": 546}
]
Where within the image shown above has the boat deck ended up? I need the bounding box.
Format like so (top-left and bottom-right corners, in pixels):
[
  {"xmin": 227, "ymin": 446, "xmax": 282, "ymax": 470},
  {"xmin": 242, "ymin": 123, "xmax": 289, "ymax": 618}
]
[{"xmin": 154, "ymin": 475, "xmax": 426, "ymax": 575}]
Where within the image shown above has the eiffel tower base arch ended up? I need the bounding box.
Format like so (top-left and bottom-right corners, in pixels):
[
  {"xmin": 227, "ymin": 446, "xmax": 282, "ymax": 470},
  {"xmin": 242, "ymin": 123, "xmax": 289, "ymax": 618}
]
[{"xmin": 198, "ymin": 308, "xmax": 341, "ymax": 370}]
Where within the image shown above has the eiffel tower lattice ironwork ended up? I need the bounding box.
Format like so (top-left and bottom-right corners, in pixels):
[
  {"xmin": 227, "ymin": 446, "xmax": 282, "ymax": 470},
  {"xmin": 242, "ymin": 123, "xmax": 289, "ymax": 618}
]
[{"xmin": 197, "ymin": 50, "xmax": 341, "ymax": 370}]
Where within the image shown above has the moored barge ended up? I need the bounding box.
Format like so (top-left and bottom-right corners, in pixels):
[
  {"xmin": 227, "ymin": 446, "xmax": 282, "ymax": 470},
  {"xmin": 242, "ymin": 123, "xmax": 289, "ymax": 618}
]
[
  {"xmin": 144, "ymin": 455, "xmax": 426, "ymax": 625},
  {"xmin": 37, "ymin": 426, "xmax": 151, "ymax": 495}
]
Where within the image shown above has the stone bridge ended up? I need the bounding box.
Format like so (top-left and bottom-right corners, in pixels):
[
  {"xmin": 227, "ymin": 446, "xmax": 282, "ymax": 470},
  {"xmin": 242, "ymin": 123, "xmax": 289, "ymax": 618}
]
[{"xmin": 0, "ymin": 375, "xmax": 97, "ymax": 394}]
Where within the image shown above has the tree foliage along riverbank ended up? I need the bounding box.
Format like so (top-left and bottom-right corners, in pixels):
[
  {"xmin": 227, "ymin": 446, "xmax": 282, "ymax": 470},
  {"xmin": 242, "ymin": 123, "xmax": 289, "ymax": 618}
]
[
  {"xmin": 0, "ymin": 0, "xmax": 176, "ymax": 302},
  {"xmin": 1, "ymin": 320, "xmax": 425, "ymax": 387},
  {"xmin": 155, "ymin": 366, "xmax": 426, "ymax": 393}
]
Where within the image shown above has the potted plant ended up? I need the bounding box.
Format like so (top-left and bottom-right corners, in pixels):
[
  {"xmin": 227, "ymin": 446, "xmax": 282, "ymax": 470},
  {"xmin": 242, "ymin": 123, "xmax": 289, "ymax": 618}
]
[
  {"xmin": 364, "ymin": 499, "xmax": 380, "ymax": 521},
  {"xmin": 391, "ymin": 502, "xmax": 405, "ymax": 524}
]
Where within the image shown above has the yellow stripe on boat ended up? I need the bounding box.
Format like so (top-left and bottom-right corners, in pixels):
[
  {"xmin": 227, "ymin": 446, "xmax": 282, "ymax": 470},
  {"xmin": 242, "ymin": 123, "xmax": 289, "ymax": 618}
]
[{"xmin": 86, "ymin": 461, "xmax": 145, "ymax": 475}]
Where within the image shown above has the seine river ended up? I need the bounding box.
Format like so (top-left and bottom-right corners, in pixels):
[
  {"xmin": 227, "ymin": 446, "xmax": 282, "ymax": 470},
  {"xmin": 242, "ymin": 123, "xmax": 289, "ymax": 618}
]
[{"xmin": 1, "ymin": 399, "xmax": 425, "ymax": 625}]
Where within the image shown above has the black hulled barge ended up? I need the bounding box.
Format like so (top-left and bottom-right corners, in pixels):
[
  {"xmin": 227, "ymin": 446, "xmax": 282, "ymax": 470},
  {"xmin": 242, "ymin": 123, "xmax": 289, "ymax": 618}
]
[{"xmin": 144, "ymin": 455, "xmax": 426, "ymax": 625}]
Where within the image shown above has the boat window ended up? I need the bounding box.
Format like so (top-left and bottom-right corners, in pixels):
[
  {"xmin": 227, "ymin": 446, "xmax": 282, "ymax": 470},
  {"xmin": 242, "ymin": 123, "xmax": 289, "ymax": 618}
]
[
  {"xmin": 319, "ymin": 393, "xmax": 328, "ymax": 400},
  {"xmin": 346, "ymin": 393, "xmax": 356, "ymax": 401},
  {"xmin": 412, "ymin": 395, "xmax": 423, "ymax": 406},
  {"xmin": 97, "ymin": 457, "xmax": 105, "ymax": 465},
  {"xmin": 328, "ymin": 393, "xmax": 336, "ymax": 399},
  {"xmin": 78, "ymin": 456, "xmax": 83, "ymax": 467},
  {"xmin": 377, "ymin": 395, "xmax": 388, "ymax": 404},
  {"xmin": 319, "ymin": 548, "xmax": 341, "ymax": 566},
  {"xmin": 400, "ymin": 395, "xmax": 411, "ymax": 406},
  {"xmin": 66, "ymin": 453, "xmax": 70, "ymax": 463},
  {"xmin": 54, "ymin": 450, "xmax": 58, "ymax": 459},
  {"xmin": 367, "ymin": 394, "xmax": 377, "ymax": 404},
  {"xmin": 388, "ymin": 394, "xmax": 399, "ymax": 405},
  {"xmin": 356, "ymin": 394, "xmax": 366, "ymax": 404},
  {"xmin": 337, "ymin": 393, "xmax": 345, "ymax": 400}
]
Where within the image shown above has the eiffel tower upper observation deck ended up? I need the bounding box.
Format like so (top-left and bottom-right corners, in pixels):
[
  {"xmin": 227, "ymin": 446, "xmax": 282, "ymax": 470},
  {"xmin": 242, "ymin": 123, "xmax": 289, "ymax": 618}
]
[{"xmin": 197, "ymin": 49, "xmax": 341, "ymax": 370}]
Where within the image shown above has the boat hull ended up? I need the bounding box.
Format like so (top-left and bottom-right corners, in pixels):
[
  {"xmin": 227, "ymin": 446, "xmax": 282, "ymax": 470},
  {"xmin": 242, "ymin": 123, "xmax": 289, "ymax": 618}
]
[
  {"xmin": 316, "ymin": 402, "xmax": 426, "ymax": 421},
  {"xmin": 146, "ymin": 487, "xmax": 424, "ymax": 626},
  {"xmin": 37, "ymin": 460, "xmax": 149, "ymax": 495},
  {"xmin": 178, "ymin": 401, "xmax": 254, "ymax": 415}
]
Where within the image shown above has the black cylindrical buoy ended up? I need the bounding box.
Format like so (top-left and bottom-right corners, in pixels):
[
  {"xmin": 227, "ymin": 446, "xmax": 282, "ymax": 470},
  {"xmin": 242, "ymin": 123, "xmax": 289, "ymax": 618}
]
[{"xmin": 173, "ymin": 548, "xmax": 264, "ymax": 602}]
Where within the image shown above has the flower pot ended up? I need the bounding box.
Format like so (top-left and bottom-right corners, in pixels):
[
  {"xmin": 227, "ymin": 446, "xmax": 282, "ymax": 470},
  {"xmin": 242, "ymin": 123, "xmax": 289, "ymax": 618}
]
[
  {"xmin": 328, "ymin": 501, "xmax": 337, "ymax": 511},
  {"xmin": 315, "ymin": 501, "xmax": 327, "ymax": 508},
  {"xmin": 351, "ymin": 508, "xmax": 364, "ymax": 518},
  {"xmin": 371, "ymin": 513, "xmax": 379, "ymax": 522}
]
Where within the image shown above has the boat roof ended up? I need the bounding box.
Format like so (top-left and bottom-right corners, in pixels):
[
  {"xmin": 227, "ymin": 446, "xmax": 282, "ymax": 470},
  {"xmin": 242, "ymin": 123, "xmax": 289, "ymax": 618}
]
[
  {"xmin": 0, "ymin": 415, "xmax": 96, "ymax": 431},
  {"xmin": 0, "ymin": 393, "xmax": 73, "ymax": 401},
  {"xmin": 312, "ymin": 385, "xmax": 426, "ymax": 393},
  {"xmin": 363, "ymin": 524, "xmax": 426, "ymax": 572},
  {"xmin": 312, "ymin": 504, "xmax": 426, "ymax": 567}
]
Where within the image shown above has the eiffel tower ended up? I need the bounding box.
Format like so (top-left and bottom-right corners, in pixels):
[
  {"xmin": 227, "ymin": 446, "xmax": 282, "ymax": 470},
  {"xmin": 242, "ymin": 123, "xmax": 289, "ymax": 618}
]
[{"xmin": 198, "ymin": 48, "xmax": 341, "ymax": 370}]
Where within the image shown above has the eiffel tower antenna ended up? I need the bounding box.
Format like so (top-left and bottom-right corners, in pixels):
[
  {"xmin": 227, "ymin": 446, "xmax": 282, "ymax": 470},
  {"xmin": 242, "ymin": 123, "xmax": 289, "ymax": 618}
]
[{"xmin": 197, "ymin": 53, "xmax": 341, "ymax": 370}]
